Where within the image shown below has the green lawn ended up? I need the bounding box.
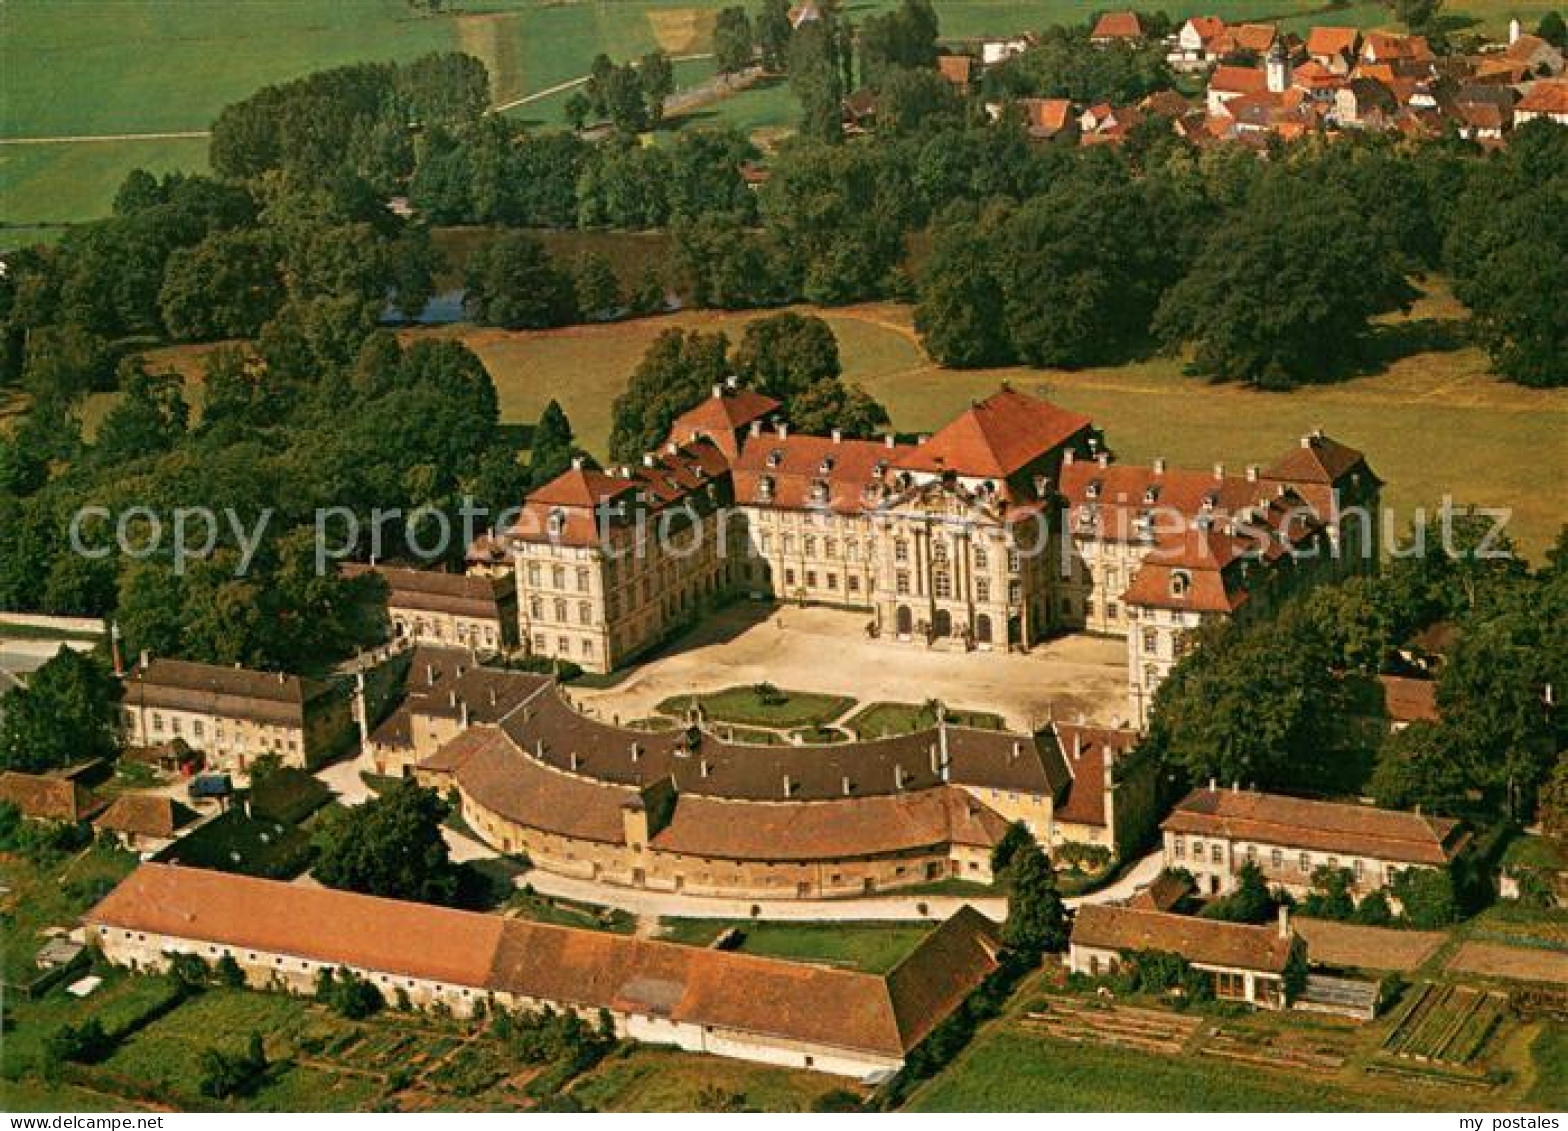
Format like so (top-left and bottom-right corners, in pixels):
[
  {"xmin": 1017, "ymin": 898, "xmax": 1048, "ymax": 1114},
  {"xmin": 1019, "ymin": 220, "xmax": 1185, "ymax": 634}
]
[
  {"xmin": 0, "ymin": 843, "xmax": 137, "ymax": 983},
  {"xmin": 656, "ymin": 919, "xmax": 931, "ymax": 973},
  {"xmin": 908, "ymin": 1027, "xmax": 1439, "ymax": 1112},
  {"xmin": 655, "ymin": 685, "xmax": 854, "ymax": 729},
  {"xmin": 569, "ymin": 1044, "xmax": 851, "ymax": 1112},
  {"xmin": 846, "ymin": 701, "xmax": 1006, "ymax": 739}
]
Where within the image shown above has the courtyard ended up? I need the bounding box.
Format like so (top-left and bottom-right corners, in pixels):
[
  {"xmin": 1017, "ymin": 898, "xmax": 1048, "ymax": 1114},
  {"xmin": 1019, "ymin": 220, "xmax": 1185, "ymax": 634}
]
[{"xmin": 570, "ymin": 603, "xmax": 1130, "ymax": 733}]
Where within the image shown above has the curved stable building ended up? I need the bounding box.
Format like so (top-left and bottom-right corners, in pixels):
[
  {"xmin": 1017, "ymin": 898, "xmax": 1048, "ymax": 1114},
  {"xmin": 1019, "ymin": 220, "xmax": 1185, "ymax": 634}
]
[{"xmin": 388, "ymin": 650, "xmax": 1158, "ymax": 900}]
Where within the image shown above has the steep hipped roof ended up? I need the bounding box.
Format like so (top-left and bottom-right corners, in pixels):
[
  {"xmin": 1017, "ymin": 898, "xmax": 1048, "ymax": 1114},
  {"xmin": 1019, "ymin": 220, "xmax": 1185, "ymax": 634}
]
[
  {"xmin": 1162, "ymin": 787, "xmax": 1466, "ymax": 866},
  {"xmin": 93, "ymin": 793, "xmax": 197, "ymax": 839},
  {"xmin": 123, "ymin": 658, "xmax": 327, "ymax": 728},
  {"xmin": 0, "ymin": 771, "xmax": 103, "ymax": 823},
  {"xmin": 88, "ymin": 864, "xmax": 999, "ymax": 1061},
  {"xmin": 894, "ymin": 389, "xmax": 1092, "ymax": 480},
  {"xmin": 1072, "ymin": 904, "xmax": 1294, "ymax": 972},
  {"xmin": 732, "ymin": 432, "xmax": 909, "ymax": 515},
  {"xmin": 1261, "ymin": 431, "xmax": 1376, "ymax": 486},
  {"xmin": 1052, "ymin": 723, "xmax": 1139, "ymax": 828},
  {"xmin": 668, "ymin": 387, "xmax": 782, "ymax": 458}
]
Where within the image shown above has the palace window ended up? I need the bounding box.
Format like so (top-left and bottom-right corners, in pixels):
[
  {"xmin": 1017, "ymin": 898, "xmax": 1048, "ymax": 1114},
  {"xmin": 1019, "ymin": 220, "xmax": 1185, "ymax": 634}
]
[
  {"xmin": 974, "ymin": 545, "xmax": 988, "ymax": 570},
  {"xmin": 826, "ymin": 573, "xmax": 838, "ymax": 590},
  {"xmin": 896, "ymin": 572, "xmax": 910, "ymax": 596},
  {"xmin": 1299, "ymin": 852, "xmax": 1311, "ymax": 873},
  {"xmin": 976, "ymin": 578, "xmax": 990, "ymax": 602},
  {"xmin": 895, "ymin": 539, "xmax": 910, "ymax": 563},
  {"xmin": 824, "ymin": 537, "xmax": 837, "ymax": 558},
  {"xmin": 1008, "ymin": 581, "xmax": 1022, "ymax": 604},
  {"xmin": 1007, "ymin": 550, "xmax": 1021, "ymax": 573},
  {"xmin": 1272, "ymin": 849, "xmax": 1283, "ymax": 869},
  {"xmin": 933, "ymin": 570, "xmax": 952, "ymax": 599},
  {"xmin": 804, "ymin": 536, "xmax": 816, "ymax": 556},
  {"xmin": 578, "ymin": 601, "xmax": 592, "ymax": 625},
  {"xmin": 527, "ymin": 564, "xmax": 540, "ymax": 586},
  {"xmin": 552, "ymin": 565, "xmax": 566, "ymax": 589},
  {"xmin": 530, "ymin": 597, "xmax": 543, "ymax": 618},
  {"xmin": 1142, "ymin": 628, "xmax": 1158, "ymax": 654},
  {"xmin": 577, "ymin": 567, "xmax": 590, "ymax": 592},
  {"xmin": 848, "ymin": 576, "xmax": 860, "ymax": 593},
  {"xmin": 1170, "ymin": 570, "xmax": 1192, "ymax": 598},
  {"xmin": 1172, "ymin": 837, "xmax": 1184, "ymax": 860},
  {"xmin": 554, "ymin": 599, "xmax": 568, "ymax": 622},
  {"xmin": 806, "ymin": 571, "xmax": 817, "ymax": 588}
]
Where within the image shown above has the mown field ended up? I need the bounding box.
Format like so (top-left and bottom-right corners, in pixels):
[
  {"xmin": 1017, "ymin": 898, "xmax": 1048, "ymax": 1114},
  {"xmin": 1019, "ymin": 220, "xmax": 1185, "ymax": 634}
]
[
  {"xmin": 3, "ymin": 0, "xmax": 1483, "ymax": 232},
  {"xmin": 135, "ymin": 279, "xmax": 1567, "ymax": 560}
]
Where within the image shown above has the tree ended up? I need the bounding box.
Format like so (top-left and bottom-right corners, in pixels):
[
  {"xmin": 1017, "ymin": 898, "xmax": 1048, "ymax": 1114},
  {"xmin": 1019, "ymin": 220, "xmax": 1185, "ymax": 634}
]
[
  {"xmin": 1539, "ymin": 10, "xmax": 1568, "ymax": 51},
  {"xmin": 47, "ymin": 1019, "xmax": 113, "ymax": 1065},
  {"xmin": 990, "ymin": 821, "xmax": 1034, "ymax": 876},
  {"xmin": 21, "ymin": 325, "xmax": 114, "ymax": 402},
  {"xmin": 788, "ymin": 18, "xmax": 844, "ymax": 144},
  {"xmin": 876, "ymin": 66, "xmax": 963, "ymax": 135},
  {"xmin": 1391, "ymin": 865, "xmax": 1460, "ymax": 929},
  {"xmin": 315, "ymin": 965, "xmax": 386, "ymax": 1018},
  {"xmin": 784, "ymin": 377, "xmax": 889, "ymax": 439},
  {"xmin": 1001, "ymin": 838, "xmax": 1067, "ymax": 956},
  {"xmin": 464, "ymin": 232, "xmax": 578, "ymax": 329},
  {"xmin": 608, "ymin": 328, "xmax": 729, "ymax": 462},
  {"xmin": 94, "ymin": 360, "xmax": 190, "ymax": 467},
  {"xmin": 1542, "ymin": 752, "xmax": 1568, "ymax": 851},
  {"xmin": 564, "ymin": 89, "xmax": 591, "ymax": 130},
  {"xmin": 573, "ymin": 252, "xmax": 622, "ymax": 320},
  {"xmin": 1155, "ymin": 176, "xmax": 1408, "ymax": 388},
  {"xmin": 915, "ymin": 218, "xmax": 1011, "ymax": 367},
  {"xmin": 859, "ymin": 0, "xmax": 940, "ymax": 85},
  {"xmin": 1388, "ymin": 0, "xmax": 1442, "ymax": 33},
  {"xmin": 1445, "ymin": 122, "xmax": 1568, "ymax": 388},
  {"xmin": 1200, "ymin": 860, "xmax": 1274, "ymax": 923},
  {"xmin": 733, "ymin": 312, "xmax": 840, "ymax": 399},
  {"xmin": 639, "ymin": 52, "xmax": 675, "ymax": 126},
  {"xmin": 1301, "ymin": 865, "xmax": 1356, "ymax": 921},
  {"xmin": 159, "ymin": 229, "xmax": 283, "ymax": 341},
  {"xmin": 755, "ymin": 0, "xmax": 794, "ymax": 71},
  {"xmin": 528, "ymin": 400, "xmax": 577, "ymax": 488},
  {"xmin": 0, "ymin": 649, "xmax": 121, "ymax": 773},
  {"xmin": 1352, "ymin": 889, "xmax": 1394, "ymax": 926},
  {"xmin": 310, "ymin": 780, "xmax": 459, "ymax": 904},
  {"xmin": 714, "ymin": 7, "xmax": 756, "ymax": 75},
  {"xmin": 199, "ymin": 1033, "xmax": 269, "ymax": 1099}
]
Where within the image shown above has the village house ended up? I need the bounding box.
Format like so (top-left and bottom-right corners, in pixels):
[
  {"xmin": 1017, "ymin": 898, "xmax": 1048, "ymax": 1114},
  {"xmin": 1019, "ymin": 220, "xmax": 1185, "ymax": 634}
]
[
  {"xmin": 1090, "ymin": 11, "xmax": 1145, "ymax": 44},
  {"xmin": 1069, "ymin": 902, "xmax": 1299, "ymax": 1008},
  {"xmin": 1169, "ymin": 16, "xmax": 1228, "ymax": 70},
  {"xmin": 341, "ymin": 563, "xmax": 517, "ymax": 653},
  {"xmin": 0, "ymin": 769, "xmax": 103, "ymax": 824},
  {"xmin": 86, "ymin": 864, "xmax": 1002, "ymax": 1079},
  {"xmin": 936, "ymin": 53, "xmax": 976, "ymax": 92},
  {"xmin": 1162, "ymin": 785, "xmax": 1470, "ymax": 900},
  {"xmin": 92, "ymin": 793, "xmax": 197, "ymax": 854},
  {"xmin": 1306, "ymin": 26, "xmax": 1361, "ymax": 74},
  {"xmin": 120, "ymin": 656, "xmax": 354, "ymax": 773},
  {"xmin": 1515, "ymin": 79, "xmax": 1568, "ymax": 124},
  {"xmin": 1503, "ymin": 31, "xmax": 1565, "ymax": 77}
]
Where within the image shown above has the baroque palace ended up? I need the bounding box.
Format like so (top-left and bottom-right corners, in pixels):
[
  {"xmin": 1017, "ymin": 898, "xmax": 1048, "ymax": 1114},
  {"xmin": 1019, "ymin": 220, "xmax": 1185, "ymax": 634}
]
[{"xmin": 498, "ymin": 383, "xmax": 1380, "ymax": 726}]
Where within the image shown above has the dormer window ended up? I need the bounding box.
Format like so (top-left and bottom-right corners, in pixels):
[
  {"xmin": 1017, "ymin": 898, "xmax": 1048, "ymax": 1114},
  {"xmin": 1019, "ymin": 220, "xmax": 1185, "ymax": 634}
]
[
  {"xmin": 1143, "ymin": 485, "xmax": 1160, "ymax": 504},
  {"xmin": 758, "ymin": 475, "xmax": 775, "ymax": 500},
  {"xmin": 874, "ymin": 460, "xmax": 888, "ymax": 477},
  {"xmin": 1170, "ymin": 570, "xmax": 1191, "ymax": 598},
  {"xmin": 819, "ymin": 455, "xmax": 836, "ymax": 474},
  {"xmin": 1086, "ymin": 480, "xmax": 1102, "ymax": 500},
  {"xmin": 547, "ymin": 507, "xmax": 565, "ymax": 536},
  {"xmin": 1202, "ymin": 491, "xmax": 1218, "ymax": 511},
  {"xmin": 811, "ymin": 479, "xmax": 829, "ymax": 502},
  {"xmin": 766, "ymin": 449, "xmax": 784, "ymax": 469}
]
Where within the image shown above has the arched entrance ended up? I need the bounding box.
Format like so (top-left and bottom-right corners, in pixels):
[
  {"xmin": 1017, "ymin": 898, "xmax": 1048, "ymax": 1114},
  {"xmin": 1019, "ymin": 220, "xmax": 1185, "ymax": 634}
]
[
  {"xmin": 932, "ymin": 608, "xmax": 953, "ymax": 639},
  {"xmin": 976, "ymin": 613, "xmax": 992, "ymax": 646},
  {"xmin": 895, "ymin": 605, "xmax": 913, "ymax": 637}
]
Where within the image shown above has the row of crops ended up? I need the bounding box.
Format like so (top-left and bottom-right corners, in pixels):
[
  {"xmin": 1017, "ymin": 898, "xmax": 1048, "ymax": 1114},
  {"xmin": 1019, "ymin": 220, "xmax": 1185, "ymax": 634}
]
[{"xmin": 1382, "ymin": 983, "xmax": 1508, "ymax": 1066}]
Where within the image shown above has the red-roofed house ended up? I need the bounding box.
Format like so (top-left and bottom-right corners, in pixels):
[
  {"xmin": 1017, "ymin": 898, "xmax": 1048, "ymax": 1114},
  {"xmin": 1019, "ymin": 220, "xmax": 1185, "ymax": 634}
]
[
  {"xmin": 1307, "ymin": 26, "xmax": 1362, "ymax": 73},
  {"xmin": 1171, "ymin": 16, "xmax": 1228, "ymax": 68},
  {"xmin": 1208, "ymin": 64, "xmax": 1270, "ymax": 112},
  {"xmin": 1090, "ymin": 11, "xmax": 1145, "ymax": 43},
  {"xmin": 1516, "ymin": 80, "xmax": 1568, "ymax": 124}
]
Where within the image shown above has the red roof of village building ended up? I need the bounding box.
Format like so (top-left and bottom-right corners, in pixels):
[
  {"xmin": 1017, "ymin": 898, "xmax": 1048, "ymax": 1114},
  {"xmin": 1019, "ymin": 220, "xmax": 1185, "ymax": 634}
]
[
  {"xmin": 1090, "ymin": 11, "xmax": 1144, "ymax": 40},
  {"xmin": 937, "ymin": 54, "xmax": 974, "ymax": 86},
  {"xmin": 1211, "ymin": 65, "xmax": 1270, "ymax": 95},
  {"xmin": 1073, "ymin": 904, "xmax": 1294, "ymax": 972},
  {"xmin": 1307, "ymin": 26, "xmax": 1361, "ymax": 59},
  {"xmin": 1230, "ymin": 23, "xmax": 1278, "ymax": 53},
  {"xmin": 1019, "ymin": 97, "xmax": 1076, "ymax": 135},
  {"xmin": 1519, "ymin": 80, "xmax": 1568, "ymax": 114},
  {"xmin": 1185, "ymin": 16, "xmax": 1227, "ymax": 45},
  {"xmin": 668, "ymin": 386, "xmax": 781, "ymax": 456}
]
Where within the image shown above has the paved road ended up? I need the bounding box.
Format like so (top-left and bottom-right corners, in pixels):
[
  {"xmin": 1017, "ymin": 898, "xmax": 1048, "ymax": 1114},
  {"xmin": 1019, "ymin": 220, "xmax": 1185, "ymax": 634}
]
[{"xmin": 518, "ymin": 848, "xmax": 1164, "ymax": 923}]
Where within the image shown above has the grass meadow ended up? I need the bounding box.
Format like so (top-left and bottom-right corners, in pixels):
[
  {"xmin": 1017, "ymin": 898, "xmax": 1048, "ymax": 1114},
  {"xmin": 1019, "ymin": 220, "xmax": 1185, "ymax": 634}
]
[{"xmin": 135, "ymin": 277, "xmax": 1567, "ymax": 561}]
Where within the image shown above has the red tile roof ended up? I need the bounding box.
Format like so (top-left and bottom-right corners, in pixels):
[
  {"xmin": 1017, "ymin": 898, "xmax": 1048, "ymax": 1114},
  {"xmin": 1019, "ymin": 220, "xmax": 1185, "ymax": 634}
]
[
  {"xmin": 1184, "ymin": 16, "xmax": 1226, "ymax": 45},
  {"xmin": 1519, "ymin": 81, "xmax": 1568, "ymax": 114},
  {"xmin": 894, "ymin": 389, "xmax": 1092, "ymax": 481},
  {"xmin": 1307, "ymin": 26, "xmax": 1360, "ymax": 59},
  {"xmin": 1379, "ymin": 675, "xmax": 1439, "ymax": 724},
  {"xmin": 1072, "ymin": 904, "xmax": 1294, "ymax": 972},
  {"xmin": 1230, "ymin": 23, "xmax": 1278, "ymax": 53},
  {"xmin": 0, "ymin": 771, "xmax": 103, "ymax": 823},
  {"xmin": 937, "ymin": 55, "xmax": 974, "ymax": 86},
  {"xmin": 1090, "ymin": 11, "xmax": 1144, "ymax": 40},
  {"xmin": 1019, "ymin": 97, "xmax": 1076, "ymax": 135},
  {"xmin": 1210, "ymin": 65, "xmax": 1270, "ymax": 95},
  {"xmin": 1052, "ymin": 723, "xmax": 1138, "ymax": 828},
  {"xmin": 1163, "ymin": 787, "xmax": 1467, "ymax": 866},
  {"xmin": 88, "ymin": 864, "xmax": 1000, "ymax": 1061},
  {"xmin": 668, "ymin": 387, "xmax": 782, "ymax": 458},
  {"xmin": 93, "ymin": 793, "xmax": 196, "ymax": 839}
]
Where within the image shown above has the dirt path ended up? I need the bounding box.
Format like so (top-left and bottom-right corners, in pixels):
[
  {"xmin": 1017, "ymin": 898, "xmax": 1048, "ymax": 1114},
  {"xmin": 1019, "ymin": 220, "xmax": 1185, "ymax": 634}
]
[{"xmin": 0, "ymin": 131, "xmax": 209, "ymax": 145}]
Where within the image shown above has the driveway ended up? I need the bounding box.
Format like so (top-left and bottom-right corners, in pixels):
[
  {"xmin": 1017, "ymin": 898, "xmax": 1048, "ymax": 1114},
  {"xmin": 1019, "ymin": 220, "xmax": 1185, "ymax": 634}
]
[{"xmin": 571, "ymin": 604, "xmax": 1130, "ymax": 732}]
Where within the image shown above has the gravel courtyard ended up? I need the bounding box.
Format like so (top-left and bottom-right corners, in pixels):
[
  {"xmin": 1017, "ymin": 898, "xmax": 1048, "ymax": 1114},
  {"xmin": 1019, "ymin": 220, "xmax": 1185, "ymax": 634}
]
[{"xmin": 570, "ymin": 603, "xmax": 1131, "ymax": 732}]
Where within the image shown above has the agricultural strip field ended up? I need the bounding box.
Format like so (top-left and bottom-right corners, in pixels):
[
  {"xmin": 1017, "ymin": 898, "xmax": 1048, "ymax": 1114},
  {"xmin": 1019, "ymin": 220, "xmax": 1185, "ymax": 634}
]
[
  {"xmin": 1292, "ymin": 917, "xmax": 1447, "ymax": 972},
  {"xmin": 1446, "ymin": 942, "xmax": 1568, "ymax": 985}
]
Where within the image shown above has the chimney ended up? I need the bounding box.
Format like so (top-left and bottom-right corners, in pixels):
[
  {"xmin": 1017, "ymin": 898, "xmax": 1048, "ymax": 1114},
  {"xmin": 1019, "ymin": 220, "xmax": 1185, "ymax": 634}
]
[
  {"xmin": 1153, "ymin": 457, "xmax": 1165, "ymax": 475},
  {"xmin": 1509, "ymin": 16, "xmax": 1521, "ymax": 44},
  {"xmin": 1011, "ymin": 741, "xmax": 1021, "ymax": 762},
  {"xmin": 448, "ymin": 690, "xmax": 457, "ymax": 708},
  {"xmin": 930, "ymin": 743, "xmax": 940, "ymax": 775},
  {"xmin": 630, "ymin": 742, "xmax": 641, "ymax": 762},
  {"xmin": 535, "ymin": 738, "xmax": 544, "ymax": 758},
  {"xmin": 1209, "ymin": 777, "xmax": 1217, "ymax": 792},
  {"xmin": 1277, "ymin": 904, "xmax": 1290, "ymax": 939},
  {"xmin": 1232, "ymin": 780, "xmax": 1240, "ymax": 793},
  {"xmin": 749, "ymin": 420, "xmax": 763, "ymax": 438},
  {"xmin": 700, "ymin": 759, "xmax": 710, "ymax": 778},
  {"xmin": 895, "ymin": 765, "xmax": 906, "ymax": 790},
  {"xmin": 782, "ymin": 774, "xmax": 793, "ymax": 797},
  {"xmin": 427, "ymin": 663, "xmax": 436, "ymax": 685},
  {"xmin": 489, "ymin": 688, "xmax": 497, "ymax": 706},
  {"xmin": 278, "ymin": 672, "xmax": 287, "ymax": 684},
  {"xmin": 455, "ymin": 663, "xmax": 464, "ymax": 679},
  {"xmin": 711, "ymin": 383, "xmax": 723, "ymax": 399},
  {"xmin": 642, "ymin": 453, "xmax": 656, "ymax": 468},
  {"xmin": 776, "ymin": 422, "xmax": 789, "ymax": 439},
  {"xmin": 1064, "ymin": 449, "xmax": 1075, "ymax": 465},
  {"xmin": 1213, "ymin": 462, "xmax": 1225, "ymax": 480},
  {"xmin": 1299, "ymin": 434, "xmax": 1313, "ymax": 449},
  {"xmin": 571, "ymin": 454, "xmax": 585, "ymax": 470},
  {"xmin": 570, "ymin": 751, "xmax": 581, "ymax": 771},
  {"xmin": 831, "ymin": 428, "xmax": 843, "ymax": 443},
  {"xmin": 1096, "ymin": 452, "xmax": 1110, "ymax": 469},
  {"xmin": 885, "ymin": 433, "xmax": 896, "ymax": 449},
  {"xmin": 725, "ymin": 374, "xmax": 739, "ymax": 390},
  {"xmin": 460, "ymin": 700, "xmax": 469, "ymax": 728},
  {"xmin": 1073, "ymin": 731, "xmax": 1083, "ymax": 759},
  {"xmin": 1246, "ymin": 464, "xmax": 1259, "ymax": 482},
  {"xmin": 842, "ymin": 775, "xmax": 852, "ymax": 796}
]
